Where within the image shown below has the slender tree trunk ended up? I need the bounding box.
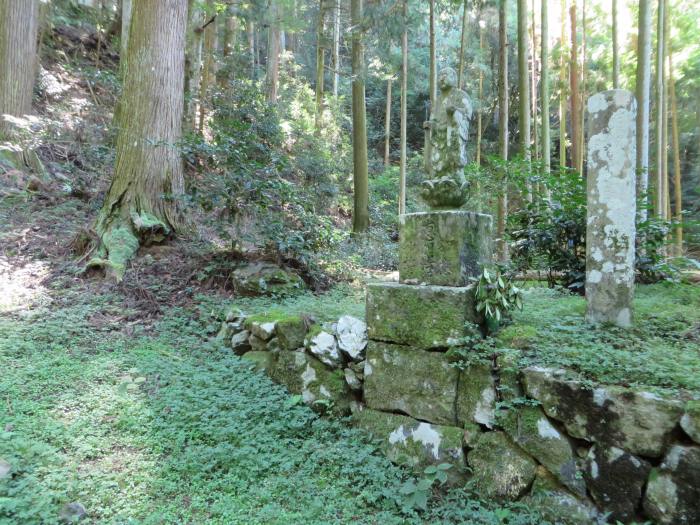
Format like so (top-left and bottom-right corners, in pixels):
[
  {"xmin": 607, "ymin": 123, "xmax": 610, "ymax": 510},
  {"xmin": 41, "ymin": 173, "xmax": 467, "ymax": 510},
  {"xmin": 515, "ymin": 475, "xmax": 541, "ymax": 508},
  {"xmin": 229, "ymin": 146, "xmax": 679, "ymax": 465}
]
[
  {"xmin": 332, "ymin": 0, "xmax": 340, "ymax": 97},
  {"xmin": 424, "ymin": 0, "xmax": 437, "ymax": 173},
  {"xmin": 531, "ymin": 0, "xmax": 538, "ymax": 161},
  {"xmin": 635, "ymin": 0, "xmax": 652, "ymax": 221},
  {"xmin": 93, "ymin": 0, "xmax": 187, "ymax": 281},
  {"xmin": 399, "ymin": 0, "xmax": 408, "ymax": 215},
  {"xmin": 314, "ymin": 0, "xmax": 326, "ymax": 133},
  {"xmin": 497, "ymin": 0, "xmax": 509, "ymax": 261},
  {"xmin": 0, "ymin": 0, "xmax": 40, "ymax": 141},
  {"xmin": 476, "ymin": 2, "xmax": 484, "ymax": 166},
  {"xmin": 669, "ymin": 50, "xmax": 682, "ymax": 254},
  {"xmin": 517, "ymin": 0, "xmax": 531, "ymax": 161},
  {"xmin": 351, "ymin": 0, "xmax": 369, "ymax": 233},
  {"xmin": 384, "ymin": 78, "xmax": 392, "ymax": 167},
  {"xmin": 223, "ymin": 11, "xmax": 236, "ymax": 57},
  {"xmin": 559, "ymin": 0, "xmax": 567, "ymax": 169},
  {"xmin": 247, "ymin": 20, "xmax": 255, "ymax": 78},
  {"xmin": 612, "ymin": 0, "xmax": 620, "ymax": 88},
  {"xmin": 120, "ymin": 0, "xmax": 132, "ymax": 76},
  {"xmin": 569, "ymin": 2, "xmax": 580, "ymax": 174},
  {"xmin": 655, "ymin": 0, "xmax": 665, "ymax": 218},
  {"xmin": 267, "ymin": 0, "xmax": 281, "ymax": 103},
  {"xmin": 458, "ymin": 0, "xmax": 469, "ymax": 90},
  {"xmin": 662, "ymin": 0, "xmax": 670, "ymax": 222},
  {"xmin": 540, "ymin": 0, "xmax": 550, "ymax": 176},
  {"xmin": 184, "ymin": 1, "xmax": 204, "ymax": 131},
  {"xmin": 578, "ymin": 0, "xmax": 586, "ymax": 175},
  {"xmin": 199, "ymin": 1, "xmax": 216, "ymax": 133}
]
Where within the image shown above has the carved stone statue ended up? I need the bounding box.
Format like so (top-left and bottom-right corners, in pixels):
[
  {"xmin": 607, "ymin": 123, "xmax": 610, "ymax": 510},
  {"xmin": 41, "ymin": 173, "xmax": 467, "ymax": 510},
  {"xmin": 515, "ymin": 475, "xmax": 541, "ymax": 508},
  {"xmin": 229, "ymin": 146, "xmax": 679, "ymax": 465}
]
[{"xmin": 421, "ymin": 67, "xmax": 473, "ymax": 209}]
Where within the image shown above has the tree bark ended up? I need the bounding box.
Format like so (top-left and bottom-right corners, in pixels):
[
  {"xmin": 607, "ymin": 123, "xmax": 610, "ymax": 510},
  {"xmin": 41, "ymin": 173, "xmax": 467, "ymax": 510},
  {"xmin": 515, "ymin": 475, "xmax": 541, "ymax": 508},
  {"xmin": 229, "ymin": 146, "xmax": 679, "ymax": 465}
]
[
  {"xmin": 332, "ymin": 0, "xmax": 341, "ymax": 97},
  {"xmin": 92, "ymin": 0, "xmax": 187, "ymax": 281},
  {"xmin": 635, "ymin": 0, "xmax": 652, "ymax": 220},
  {"xmin": 198, "ymin": 0, "xmax": 216, "ymax": 133},
  {"xmin": 669, "ymin": 49, "xmax": 682, "ymax": 254},
  {"xmin": 223, "ymin": 10, "xmax": 236, "ymax": 57},
  {"xmin": 384, "ymin": 78, "xmax": 392, "ymax": 167},
  {"xmin": 531, "ymin": 0, "xmax": 538, "ymax": 161},
  {"xmin": 517, "ymin": 0, "xmax": 531, "ymax": 161},
  {"xmin": 559, "ymin": 0, "xmax": 567, "ymax": 169},
  {"xmin": 569, "ymin": 2, "xmax": 580, "ymax": 174},
  {"xmin": 0, "ymin": 0, "xmax": 40, "ymax": 141},
  {"xmin": 267, "ymin": 0, "xmax": 281, "ymax": 103},
  {"xmin": 184, "ymin": 0, "xmax": 204, "ymax": 132},
  {"xmin": 662, "ymin": 0, "xmax": 670, "ymax": 222},
  {"xmin": 314, "ymin": 0, "xmax": 326, "ymax": 133},
  {"xmin": 540, "ymin": 0, "xmax": 550, "ymax": 176},
  {"xmin": 612, "ymin": 0, "xmax": 619, "ymax": 88},
  {"xmin": 424, "ymin": 0, "xmax": 437, "ymax": 173},
  {"xmin": 497, "ymin": 0, "xmax": 509, "ymax": 261},
  {"xmin": 578, "ymin": 0, "xmax": 586, "ymax": 175},
  {"xmin": 351, "ymin": 0, "xmax": 369, "ymax": 233},
  {"xmin": 120, "ymin": 0, "xmax": 132, "ymax": 76},
  {"xmin": 476, "ymin": 2, "xmax": 484, "ymax": 166},
  {"xmin": 399, "ymin": 0, "xmax": 408, "ymax": 215},
  {"xmin": 247, "ymin": 20, "xmax": 255, "ymax": 78},
  {"xmin": 654, "ymin": 0, "xmax": 665, "ymax": 218}
]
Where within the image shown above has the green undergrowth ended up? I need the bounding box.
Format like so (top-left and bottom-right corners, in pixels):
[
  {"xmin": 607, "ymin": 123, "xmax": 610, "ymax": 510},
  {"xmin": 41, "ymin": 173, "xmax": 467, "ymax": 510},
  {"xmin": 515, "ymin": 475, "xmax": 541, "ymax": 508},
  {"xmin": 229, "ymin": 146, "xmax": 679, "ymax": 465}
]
[
  {"xmin": 0, "ymin": 287, "xmax": 541, "ymax": 524},
  {"xmin": 495, "ymin": 283, "xmax": 700, "ymax": 396}
]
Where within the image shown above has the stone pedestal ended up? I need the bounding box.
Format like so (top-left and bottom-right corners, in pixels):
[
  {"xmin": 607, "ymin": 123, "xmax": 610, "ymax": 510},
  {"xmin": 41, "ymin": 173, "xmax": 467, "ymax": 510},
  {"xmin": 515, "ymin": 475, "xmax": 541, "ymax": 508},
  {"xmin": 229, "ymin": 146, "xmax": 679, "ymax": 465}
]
[
  {"xmin": 585, "ymin": 90, "xmax": 637, "ymax": 327},
  {"xmin": 400, "ymin": 211, "xmax": 493, "ymax": 286}
]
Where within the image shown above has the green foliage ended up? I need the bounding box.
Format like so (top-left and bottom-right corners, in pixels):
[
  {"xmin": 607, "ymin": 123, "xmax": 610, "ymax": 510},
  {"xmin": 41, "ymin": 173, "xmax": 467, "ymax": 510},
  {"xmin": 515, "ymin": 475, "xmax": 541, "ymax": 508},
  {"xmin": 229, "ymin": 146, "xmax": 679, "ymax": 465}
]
[{"xmin": 473, "ymin": 267, "xmax": 523, "ymax": 328}]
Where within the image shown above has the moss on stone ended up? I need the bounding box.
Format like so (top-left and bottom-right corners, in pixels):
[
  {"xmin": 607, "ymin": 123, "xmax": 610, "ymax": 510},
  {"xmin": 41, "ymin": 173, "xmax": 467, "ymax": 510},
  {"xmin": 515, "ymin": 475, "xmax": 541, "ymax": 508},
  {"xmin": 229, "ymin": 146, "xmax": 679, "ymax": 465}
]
[
  {"xmin": 241, "ymin": 351, "xmax": 275, "ymax": 373},
  {"xmin": 456, "ymin": 362, "xmax": 496, "ymax": 428}
]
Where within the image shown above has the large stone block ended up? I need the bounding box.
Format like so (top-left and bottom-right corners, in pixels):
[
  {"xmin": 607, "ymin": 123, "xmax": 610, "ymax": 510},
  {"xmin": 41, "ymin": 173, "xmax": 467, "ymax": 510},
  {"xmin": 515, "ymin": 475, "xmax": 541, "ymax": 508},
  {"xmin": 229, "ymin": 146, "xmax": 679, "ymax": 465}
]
[
  {"xmin": 524, "ymin": 467, "xmax": 600, "ymax": 525},
  {"xmin": 455, "ymin": 361, "xmax": 496, "ymax": 428},
  {"xmin": 522, "ymin": 367, "xmax": 683, "ymax": 457},
  {"xmin": 643, "ymin": 445, "xmax": 700, "ymax": 524},
  {"xmin": 467, "ymin": 431, "xmax": 538, "ymax": 501},
  {"xmin": 399, "ymin": 211, "xmax": 493, "ymax": 286},
  {"xmin": 363, "ymin": 341, "xmax": 458, "ymax": 425},
  {"xmin": 352, "ymin": 408, "xmax": 467, "ymax": 485},
  {"xmin": 366, "ymin": 282, "xmax": 479, "ymax": 349}
]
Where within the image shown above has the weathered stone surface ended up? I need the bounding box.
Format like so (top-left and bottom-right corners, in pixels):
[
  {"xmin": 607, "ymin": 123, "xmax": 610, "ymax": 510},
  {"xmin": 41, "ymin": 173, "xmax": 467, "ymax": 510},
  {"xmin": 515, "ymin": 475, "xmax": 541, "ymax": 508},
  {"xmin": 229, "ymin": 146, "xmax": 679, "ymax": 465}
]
[
  {"xmin": 500, "ymin": 406, "xmax": 585, "ymax": 495},
  {"xmin": 680, "ymin": 400, "xmax": 700, "ymax": 445},
  {"xmin": 455, "ymin": 362, "xmax": 496, "ymax": 428},
  {"xmin": 231, "ymin": 262, "xmax": 305, "ymax": 296},
  {"xmin": 643, "ymin": 445, "xmax": 700, "ymax": 525},
  {"xmin": 336, "ymin": 315, "xmax": 367, "ymax": 362},
  {"xmin": 366, "ymin": 282, "xmax": 479, "ymax": 349},
  {"xmin": 275, "ymin": 316, "xmax": 308, "ymax": 350},
  {"xmin": 269, "ymin": 351, "xmax": 351, "ymax": 414},
  {"xmin": 399, "ymin": 211, "xmax": 492, "ymax": 286},
  {"xmin": 266, "ymin": 337, "xmax": 281, "ymax": 353},
  {"xmin": 216, "ymin": 322, "xmax": 234, "ymax": 342},
  {"xmin": 248, "ymin": 321, "xmax": 277, "ymax": 341},
  {"xmin": 363, "ymin": 341, "xmax": 458, "ymax": 425},
  {"xmin": 585, "ymin": 89, "xmax": 637, "ymax": 327},
  {"xmin": 583, "ymin": 444, "xmax": 651, "ymax": 522},
  {"xmin": 305, "ymin": 329, "xmax": 342, "ymax": 368},
  {"xmin": 248, "ymin": 334, "xmax": 268, "ymax": 352},
  {"xmin": 224, "ymin": 307, "xmax": 245, "ymax": 323},
  {"xmin": 230, "ymin": 330, "xmax": 251, "ymax": 355},
  {"xmin": 352, "ymin": 408, "xmax": 467, "ymax": 484},
  {"xmin": 494, "ymin": 349, "xmax": 523, "ymax": 401},
  {"xmin": 343, "ymin": 367, "xmax": 362, "ymax": 391},
  {"xmin": 522, "ymin": 366, "xmax": 683, "ymax": 457},
  {"xmin": 524, "ymin": 467, "xmax": 599, "ymax": 525},
  {"xmin": 467, "ymin": 431, "xmax": 537, "ymax": 501},
  {"xmin": 241, "ymin": 351, "xmax": 274, "ymax": 373}
]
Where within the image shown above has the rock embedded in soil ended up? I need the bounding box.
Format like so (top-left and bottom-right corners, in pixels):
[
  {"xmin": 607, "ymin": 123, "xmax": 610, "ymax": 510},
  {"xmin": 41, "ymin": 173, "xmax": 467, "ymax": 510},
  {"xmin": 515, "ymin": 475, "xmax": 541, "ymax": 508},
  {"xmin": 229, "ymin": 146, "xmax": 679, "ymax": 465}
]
[{"xmin": 230, "ymin": 330, "xmax": 251, "ymax": 355}]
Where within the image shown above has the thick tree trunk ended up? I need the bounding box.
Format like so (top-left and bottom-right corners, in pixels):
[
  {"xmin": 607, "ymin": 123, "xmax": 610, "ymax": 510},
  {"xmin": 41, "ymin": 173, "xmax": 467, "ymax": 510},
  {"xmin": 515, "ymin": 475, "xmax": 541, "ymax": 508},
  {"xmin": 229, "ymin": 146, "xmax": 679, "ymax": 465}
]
[
  {"xmin": 314, "ymin": 0, "xmax": 326, "ymax": 133},
  {"xmin": 223, "ymin": 10, "xmax": 236, "ymax": 57},
  {"xmin": 247, "ymin": 20, "xmax": 255, "ymax": 78},
  {"xmin": 0, "ymin": 0, "xmax": 40, "ymax": 141},
  {"xmin": 384, "ymin": 78, "xmax": 392, "ymax": 167},
  {"xmin": 120, "ymin": 0, "xmax": 132, "ymax": 76},
  {"xmin": 399, "ymin": 0, "xmax": 408, "ymax": 215},
  {"xmin": 497, "ymin": 0, "xmax": 509, "ymax": 261},
  {"xmin": 569, "ymin": 3, "xmax": 580, "ymax": 174},
  {"xmin": 654, "ymin": 0, "xmax": 665, "ymax": 218},
  {"xmin": 540, "ymin": 0, "xmax": 550, "ymax": 176},
  {"xmin": 267, "ymin": 0, "xmax": 281, "ymax": 103},
  {"xmin": 559, "ymin": 0, "xmax": 567, "ymax": 169},
  {"xmin": 351, "ymin": 0, "xmax": 369, "ymax": 233},
  {"xmin": 92, "ymin": 0, "xmax": 187, "ymax": 281},
  {"xmin": 635, "ymin": 0, "xmax": 652, "ymax": 220},
  {"xmin": 612, "ymin": 0, "xmax": 619, "ymax": 88}
]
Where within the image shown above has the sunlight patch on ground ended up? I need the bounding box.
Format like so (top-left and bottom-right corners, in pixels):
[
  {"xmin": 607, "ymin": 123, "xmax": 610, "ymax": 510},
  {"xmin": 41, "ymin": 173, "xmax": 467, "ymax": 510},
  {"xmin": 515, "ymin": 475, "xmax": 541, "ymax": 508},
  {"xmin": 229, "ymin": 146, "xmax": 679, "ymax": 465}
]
[{"xmin": 0, "ymin": 256, "xmax": 51, "ymax": 313}]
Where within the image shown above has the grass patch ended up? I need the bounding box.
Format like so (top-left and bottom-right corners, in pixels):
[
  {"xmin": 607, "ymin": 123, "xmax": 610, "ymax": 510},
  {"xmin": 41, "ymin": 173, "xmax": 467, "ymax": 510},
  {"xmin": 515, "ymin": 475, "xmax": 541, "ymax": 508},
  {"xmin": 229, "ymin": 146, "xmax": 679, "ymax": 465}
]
[{"xmin": 497, "ymin": 283, "xmax": 700, "ymax": 395}]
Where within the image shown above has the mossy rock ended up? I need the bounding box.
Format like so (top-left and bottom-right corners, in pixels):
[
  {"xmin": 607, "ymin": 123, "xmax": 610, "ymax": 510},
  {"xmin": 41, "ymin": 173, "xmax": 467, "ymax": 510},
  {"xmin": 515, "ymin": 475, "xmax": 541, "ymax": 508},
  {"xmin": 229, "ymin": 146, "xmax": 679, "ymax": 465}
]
[
  {"xmin": 363, "ymin": 341, "xmax": 459, "ymax": 425},
  {"xmin": 352, "ymin": 409, "xmax": 468, "ymax": 485},
  {"xmin": 241, "ymin": 351, "xmax": 275, "ymax": 373},
  {"xmin": 455, "ymin": 362, "xmax": 496, "ymax": 428},
  {"xmin": 523, "ymin": 466, "xmax": 599, "ymax": 525},
  {"xmin": 232, "ymin": 262, "xmax": 305, "ymax": 297},
  {"xmin": 276, "ymin": 316, "xmax": 309, "ymax": 350},
  {"xmin": 499, "ymin": 406, "xmax": 584, "ymax": 495},
  {"xmin": 269, "ymin": 351, "xmax": 351, "ymax": 415},
  {"xmin": 467, "ymin": 431, "xmax": 537, "ymax": 501},
  {"xmin": 680, "ymin": 400, "xmax": 700, "ymax": 445},
  {"xmin": 496, "ymin": 324, "xmax": 538, "ymax": 350}
]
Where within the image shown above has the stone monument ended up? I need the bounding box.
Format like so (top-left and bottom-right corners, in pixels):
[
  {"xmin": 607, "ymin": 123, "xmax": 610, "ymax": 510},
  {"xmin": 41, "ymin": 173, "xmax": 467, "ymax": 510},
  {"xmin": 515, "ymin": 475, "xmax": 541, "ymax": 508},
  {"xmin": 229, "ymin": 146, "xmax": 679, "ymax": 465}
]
[{"xmin": 585, "ymin": 89, "xmax": 637, "ymax": 327}]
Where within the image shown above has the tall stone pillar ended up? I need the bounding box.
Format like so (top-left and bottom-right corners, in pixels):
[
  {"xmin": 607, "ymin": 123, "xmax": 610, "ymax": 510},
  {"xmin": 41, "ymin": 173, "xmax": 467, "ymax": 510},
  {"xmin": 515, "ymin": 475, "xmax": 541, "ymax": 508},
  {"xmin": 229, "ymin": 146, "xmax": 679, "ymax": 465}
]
[{"xmin": 585, "ymin": 90, "xmax": 637, "ymax": 327}]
